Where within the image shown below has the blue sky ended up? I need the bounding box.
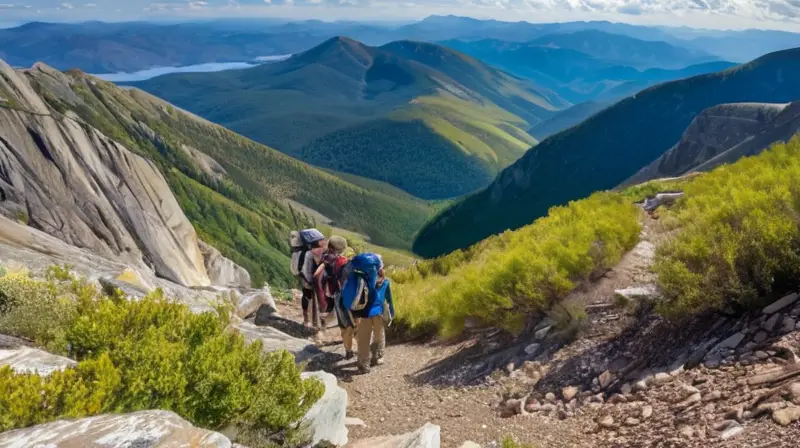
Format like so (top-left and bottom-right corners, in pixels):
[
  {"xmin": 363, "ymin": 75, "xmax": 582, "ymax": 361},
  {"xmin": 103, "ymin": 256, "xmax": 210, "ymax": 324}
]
[{"xmin": 1, "ymin": 0, "xmax": 800, "ymax": 31}]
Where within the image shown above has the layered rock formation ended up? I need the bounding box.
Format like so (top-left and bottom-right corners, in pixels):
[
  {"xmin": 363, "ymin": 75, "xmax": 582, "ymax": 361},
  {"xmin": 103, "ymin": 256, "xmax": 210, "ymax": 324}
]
[
  {"xmin": 626, "ymin": 101, "xmax": 800, "ymax": 185},
  {"xmin": 0, "ymin": 411, "xmax": 233, "ymax": 447},
  {"xmin": 0, "ymin": 59, "xmax": 211, "ymax": 287}
]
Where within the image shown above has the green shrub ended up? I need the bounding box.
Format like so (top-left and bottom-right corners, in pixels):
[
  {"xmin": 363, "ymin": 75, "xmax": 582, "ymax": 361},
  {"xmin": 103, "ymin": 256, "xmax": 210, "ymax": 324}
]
[
  {"xmin": 0, "ymin": 272, "xmax": 77, "ymax": 351},
  {"xmin": 502, "ymin": 436, "xmax": 536, "ymax": 448},
  {"xmin": 0, "ymin": 272, "xmax": 323, "ymax": 438},
  {"xmin": 395, "ymin": 192, "xmax": 641, "ymax": 337},
  {"xmin": 655, "ymin": 136, "xmax": 800, "ymax": 319}
]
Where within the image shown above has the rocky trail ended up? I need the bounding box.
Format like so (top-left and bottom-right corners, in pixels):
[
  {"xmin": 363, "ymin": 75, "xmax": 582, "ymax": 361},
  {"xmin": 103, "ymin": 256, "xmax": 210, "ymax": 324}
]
[{"xmin": 267, "ymin": 215, "xmax": 800, "ymax": 448}]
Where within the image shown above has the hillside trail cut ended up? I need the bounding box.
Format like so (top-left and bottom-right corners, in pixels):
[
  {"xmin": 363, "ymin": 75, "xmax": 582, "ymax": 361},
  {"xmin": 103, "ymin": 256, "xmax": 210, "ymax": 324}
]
[{"xmin": 274, "ymin": 215, "xmax": 800, "ymax": 447}]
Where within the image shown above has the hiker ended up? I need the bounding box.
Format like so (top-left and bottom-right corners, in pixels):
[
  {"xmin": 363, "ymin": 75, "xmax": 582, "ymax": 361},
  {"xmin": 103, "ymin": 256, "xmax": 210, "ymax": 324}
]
[
  {"xmin": 356, "ymin": 257, "xmax": 395, "ymax": 373},
  {"xmin": 290, "ymin": 229, "xmax": 327, "ymax": 328},
  {"xmin": 314, "ymin": 236, "xmax": 357, "ymax": 356}
]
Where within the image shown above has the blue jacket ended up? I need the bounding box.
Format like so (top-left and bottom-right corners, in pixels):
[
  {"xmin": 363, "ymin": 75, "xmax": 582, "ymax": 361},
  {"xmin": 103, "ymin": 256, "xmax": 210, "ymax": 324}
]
[{"xmin": 364, "ymin": 278, "xmax": 395, "ymax": 319}]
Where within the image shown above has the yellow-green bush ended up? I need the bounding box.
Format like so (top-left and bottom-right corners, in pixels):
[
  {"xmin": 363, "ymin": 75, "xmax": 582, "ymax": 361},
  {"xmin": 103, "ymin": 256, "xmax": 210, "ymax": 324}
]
[
  {"xmin": 655, "ymin": 136, "xmax": 800, "ymax": 319},
  {"xmin": 395, "ymin": 192, "xmax": 641, "ymax": 337},
  {"xmin": 0, "ymin": 272, "xmax": 77, "ymax": 351},
  {"xmin": 0, "ymin": 273, "xmax": 323, "ymax": 438}
]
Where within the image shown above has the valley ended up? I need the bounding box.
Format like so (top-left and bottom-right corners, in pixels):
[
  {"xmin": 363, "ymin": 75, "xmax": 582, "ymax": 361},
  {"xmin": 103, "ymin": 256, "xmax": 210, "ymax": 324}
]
[
  {"xmin": 132, "ymin": 37, "xmax": 560, "ymax": 199},
  {"xmin": 3, "ymin": 11, "xmax": 800, "ymax": 448}
]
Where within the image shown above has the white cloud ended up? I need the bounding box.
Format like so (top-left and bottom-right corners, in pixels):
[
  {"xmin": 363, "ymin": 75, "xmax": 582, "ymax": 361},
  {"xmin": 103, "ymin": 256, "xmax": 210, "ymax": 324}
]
[{"xmin": 2, "ymin": 0, "xmax": 800, "ymax": 31}]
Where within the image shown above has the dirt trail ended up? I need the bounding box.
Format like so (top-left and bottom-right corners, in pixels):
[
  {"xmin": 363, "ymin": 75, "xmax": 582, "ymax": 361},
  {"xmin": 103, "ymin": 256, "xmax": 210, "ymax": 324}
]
[{"xmin": 276, "ymin": 298, "xmax": 593, "ymax": 447}]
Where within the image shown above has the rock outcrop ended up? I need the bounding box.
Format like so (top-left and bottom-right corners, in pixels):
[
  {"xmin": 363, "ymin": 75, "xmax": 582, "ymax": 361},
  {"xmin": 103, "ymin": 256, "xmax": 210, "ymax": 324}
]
[
  {"xmin": 200, "ymin": 240, "xmax": 251, "ymax": 288},
  {"xmin": 0, "ymin": 410, "xmax": 233, "ymax": 447},
  {"xmin": 301, "ymin": 371, "xmax": 349, "ymax": 446},
  {"xmin": 345, "ymin": 423, "xmax": 441, "ymax": 448},
  {"xmin": 0, "ymin": 346, "xmax": 76, "ymax": 376},
  {"xmin": 232, "ymin": 319, "xmax": 322, "ymax": 363},
  {"xmin": 0, "ymin": 59, "xmax": 212, "ymax": 287},
  {"xmin": 625, "ymin": 102, "xmax": 800, "ymax": 185}
]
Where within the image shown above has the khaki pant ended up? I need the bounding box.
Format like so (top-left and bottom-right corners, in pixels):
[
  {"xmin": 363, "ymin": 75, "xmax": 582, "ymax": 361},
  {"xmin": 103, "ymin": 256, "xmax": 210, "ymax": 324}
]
[
  {"xmin": 357, "ymin": 316, "xmax": 385, "ymax": 365},
  {"xmin": 341, "ymin": 326, "xmax": 355, "ymax": 352}
]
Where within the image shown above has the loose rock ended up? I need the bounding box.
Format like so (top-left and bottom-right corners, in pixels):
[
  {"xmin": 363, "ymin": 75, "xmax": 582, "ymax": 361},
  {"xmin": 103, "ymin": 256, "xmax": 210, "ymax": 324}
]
[{"xmin": 772, "ymin": 406, "xmax": 800, "ymax": 426}]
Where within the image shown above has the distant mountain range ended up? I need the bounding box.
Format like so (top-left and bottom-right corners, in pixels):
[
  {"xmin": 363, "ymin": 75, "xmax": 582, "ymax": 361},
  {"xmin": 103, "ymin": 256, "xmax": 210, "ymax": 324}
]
[
  {"xmin": 441, "ymin": 37, "xmax": 735, "ymax": 104},
  {"xmin": 132, "ymin": 37, "xmax": 565, "ymax": 200},
  {"xmin": 3, "ymin": 16, "xmax": 800, "ymax": 74},
  {"xmin": 413, "ymin": 47, "xmax": 800, "ymax": 257}
]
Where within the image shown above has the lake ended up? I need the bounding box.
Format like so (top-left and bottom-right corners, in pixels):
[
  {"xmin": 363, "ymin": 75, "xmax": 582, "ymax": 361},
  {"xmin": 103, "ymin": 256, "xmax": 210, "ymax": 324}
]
[{"xmin": 93, "ymin": 56, "xmax": 291, "ymax": 82}]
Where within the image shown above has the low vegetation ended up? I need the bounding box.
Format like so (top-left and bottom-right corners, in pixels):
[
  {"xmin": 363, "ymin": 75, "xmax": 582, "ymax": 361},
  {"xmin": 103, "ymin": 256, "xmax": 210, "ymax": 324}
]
[
  {"xmin": 0, "ymin": 268, "xmax": 323, "ymax": 441},
  {"xmin": 655, "ymin": 135, "xmax": 800, "ymax": 318},
  {"xmin": 393, "ymin": 192, "xmax": 641, "ymax": 337}
]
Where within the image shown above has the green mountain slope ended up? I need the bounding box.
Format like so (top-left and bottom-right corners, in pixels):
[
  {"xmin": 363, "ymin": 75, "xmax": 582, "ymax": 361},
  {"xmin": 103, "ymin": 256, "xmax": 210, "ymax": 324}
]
[
  {"xmin": 10, "ymin": 63, "xmax": 430, "ymax": 286},
  {"xmin": 132, "ymin": 37, "xmax": 564, "ymax": 199},
  {"xmin": 413, "ymin": 47, "xmax": 800, "ymax": 258}
]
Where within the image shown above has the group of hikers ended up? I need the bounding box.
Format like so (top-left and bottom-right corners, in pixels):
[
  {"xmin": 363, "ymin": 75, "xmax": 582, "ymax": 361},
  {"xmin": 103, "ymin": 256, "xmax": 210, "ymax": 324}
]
[{"xmin": 290, "ymin": 228, "xmax": 394, "ymax": 374}]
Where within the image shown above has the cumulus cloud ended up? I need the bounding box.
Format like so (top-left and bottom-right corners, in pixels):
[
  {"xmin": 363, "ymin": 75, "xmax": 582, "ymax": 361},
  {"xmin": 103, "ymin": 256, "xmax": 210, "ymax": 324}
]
[{"xmin": 3, "ymin": 0, "xmax": 800, "ymax": 29}]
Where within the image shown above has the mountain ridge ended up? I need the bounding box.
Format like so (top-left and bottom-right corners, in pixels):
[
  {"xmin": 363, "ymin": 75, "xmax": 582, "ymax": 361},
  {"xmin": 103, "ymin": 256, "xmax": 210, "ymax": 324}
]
[{"xmin": 413, "ymin": 46, "xmax": 800, "ymax": 257}]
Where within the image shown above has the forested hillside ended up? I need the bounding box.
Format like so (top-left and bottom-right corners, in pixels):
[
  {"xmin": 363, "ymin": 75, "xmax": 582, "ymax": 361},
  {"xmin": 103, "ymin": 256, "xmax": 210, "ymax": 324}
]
[
  {"xmin": 132, "ymin": 37, "xmax": 563, "ymax": 199},
  {"xmin": 414, "ymin": 47, "xmax": 800, "ymax": 257},
  {"xmin": 5, "ymin": 62, "xmax": 430, "ymax": 286}
]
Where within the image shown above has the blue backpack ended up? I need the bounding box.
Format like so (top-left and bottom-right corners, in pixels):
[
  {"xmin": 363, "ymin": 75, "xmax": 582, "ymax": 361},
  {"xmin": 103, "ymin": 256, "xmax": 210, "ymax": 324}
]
[{"xmin": 340, "ymin": 253, "xmax": 383, "ymax": 312}]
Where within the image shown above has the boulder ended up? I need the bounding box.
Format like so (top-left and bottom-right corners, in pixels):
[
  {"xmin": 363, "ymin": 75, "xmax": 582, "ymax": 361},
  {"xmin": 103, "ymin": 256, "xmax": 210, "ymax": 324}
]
[
  {"xmin": 0, "ymin": 410, "xmax": 232, "ymax": 447},
  {"xmin": 300, "ymin": 371, "xmax": 348, "ymax": 447},
  {"xmin": 0, "ymin": 346, "xmax": 76, "ymax": 376},
  {"xmin": 232, "ymin": 320, "xmax": 321, "ymax": 363},
  {"xmin": 235, "ymin": 287, "xmax": 277, "ymax": 319},
  {"xmin": 345, "ymin": 423, "xmax": 440, "ymax": 448},
  {"xmin": 199, "ymin": 240, "xmax": 251, "ymax": 289},
  {"xmin": 614, "ymin": 284, "xmax": 660, "ymax": 301},
  {"xmin": 643, "ymin": 193, "xmax": 684, "ymax": 212}
]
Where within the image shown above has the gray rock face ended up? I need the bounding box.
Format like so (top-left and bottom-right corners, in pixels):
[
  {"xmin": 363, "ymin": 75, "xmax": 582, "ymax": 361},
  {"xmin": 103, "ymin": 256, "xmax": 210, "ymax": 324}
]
[
  {"xmin": 0, "ymin": 214, "xmax": 220, "ymax": 312},
  {"xmin": 346, "ymin": 423, "xmax": 440, "ymax": 448},
  {"xmin": 626, "ymin": 101, "xmax": 800, "ymax": 185},
  {"xmin": 0, "ymin": 59, "xmax": 209, "ymax": 287},
  {"xmin": 200, "ymin": 240, "xmax": 251, "ymax": 289},
  {"xmin": 232, "ymin": 319, "xmax": 321, "ymax": 363},
  {"xmin": 0, "ymin": 346, "xmax": 76, "ymax": 376},
  {"xmin": 300, "ymin": 371, "xmax": 349, "ymax": 447},
  {"xmin": 0, "ymin": 410, "xmax": 233, "ymax": 447}
]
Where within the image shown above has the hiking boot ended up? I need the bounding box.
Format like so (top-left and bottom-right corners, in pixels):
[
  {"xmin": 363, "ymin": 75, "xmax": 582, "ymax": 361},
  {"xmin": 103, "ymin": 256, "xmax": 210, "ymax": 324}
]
[
  {"xmin": 357, "ymin": 363, "xmax": 371, "ymax": 374},
  {"xmin": 345, "ymin": 350, "xmax": 355, "ymax": 360},
  {"xmin": 370, "ymin": 357, "xmax": 384, "ymax": 367}
]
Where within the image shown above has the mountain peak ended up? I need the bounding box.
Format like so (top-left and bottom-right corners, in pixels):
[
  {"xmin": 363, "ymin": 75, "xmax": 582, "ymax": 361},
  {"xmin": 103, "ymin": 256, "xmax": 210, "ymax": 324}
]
[{"xmin": 293, "ymin": 36, "xmax": 374, "ymax": 65}]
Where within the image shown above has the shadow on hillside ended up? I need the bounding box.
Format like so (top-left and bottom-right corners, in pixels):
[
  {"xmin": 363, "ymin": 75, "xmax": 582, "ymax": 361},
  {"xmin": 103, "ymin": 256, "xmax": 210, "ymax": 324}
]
[{"xmin": 409, "ymin": 305, "xmax": 736, "ymax": 390}]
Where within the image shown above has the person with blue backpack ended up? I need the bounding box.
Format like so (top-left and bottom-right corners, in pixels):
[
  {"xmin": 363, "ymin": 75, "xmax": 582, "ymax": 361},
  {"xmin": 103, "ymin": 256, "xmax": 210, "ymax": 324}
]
[{"xmin": 339, "ymin": 253, "xmax": 395, "ymax": 373}]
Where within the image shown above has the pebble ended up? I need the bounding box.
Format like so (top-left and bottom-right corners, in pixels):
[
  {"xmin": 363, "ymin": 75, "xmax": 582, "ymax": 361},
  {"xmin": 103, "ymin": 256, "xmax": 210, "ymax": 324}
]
[
  {"xmin": 702, "ymin": 390, "xmax": 722, "ymax": 402},
  {"xmin": 715, "ymin": 420, "xmax": 744, "ymax": 440},
  {"xmin": 545, "ymin": 392, "xmax": 557, "ymax": 403},
  {"xmin": 625, "ymin": 417, "xmax": 641, "ymax": 426},
  {"xmin": 599, "ymin": 370, "xmax": 613, "ymax": 388},
  {"xmin": 642, "ymin": 405, "xmax": 653, "ymax": 419},
  {"xmin": 781, "ymin": 316, "xmax": 796, "ymax": 333},
  {"xmin": 562, "ymin": 386, "xmax": 578, "ymax": 401},
  {"xmin": 754, "ymin": 331, "xmax": 768, "ymax": 343},
  {"xmin": 789, "ymin": 382, "xmax": 800, "ymax": 404},
  {"xmin": 772, "ymin": 406, "xmax": 800, "ymax": 426},
  {"xmin": 598, "ymin": 415, "xmax": 615, "ymax": 429},
  {"xmin": 755, "ymin": 351, "xmax": 770, "ymax": 360},
  {"xmin": 678, "ymin": 426, "xmax": 695, "ymax": 438},
  {"xmin": 524, "ymin": 343, "xmax": 540, "ymax": 355}
]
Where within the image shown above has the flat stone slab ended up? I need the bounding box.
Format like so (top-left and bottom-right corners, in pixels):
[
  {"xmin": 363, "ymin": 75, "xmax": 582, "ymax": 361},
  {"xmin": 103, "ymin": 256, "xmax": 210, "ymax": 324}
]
[
  {"xmin": 232, "ymin": 320, "xmax": 321, "ymax": 363},
  {"xmin": 0, "ymin": 346, "xmax": 76, "ymax": 376},
  {"xmin": 763, "ymin": 293, "xmax": 799, "ymax": 315},
  {"xmin": 0, "ymin": 410, "xmax": 232, "ymax": 447}
]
